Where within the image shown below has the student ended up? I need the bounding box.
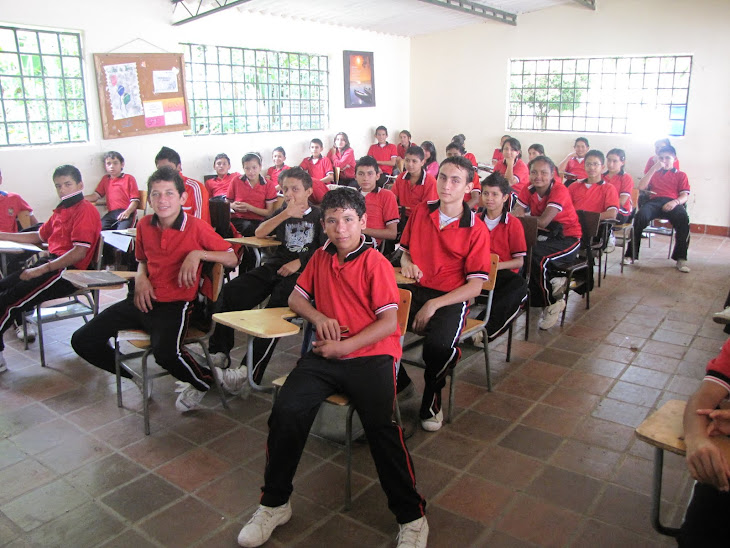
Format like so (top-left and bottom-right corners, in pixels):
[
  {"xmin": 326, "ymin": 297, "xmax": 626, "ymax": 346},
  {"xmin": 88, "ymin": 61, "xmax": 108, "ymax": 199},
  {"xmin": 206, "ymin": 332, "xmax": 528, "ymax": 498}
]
[
  {"xmin": 529, "ymin": 144, "xmax": 561, "ymax": 185},
  {"xmin": 567, "ymin": 150, "xmax": 619, "ymax": 221},
  {"xmin": 624, "ymin": 145, "xmax": 691, "ymax": 272},
  {"xmin": 299, "ymin": 138, "xmax": 333, "ymax": 205},
  {"xmin": 327, "ymin": 132, "xmax": 356, "ymax": 187},
  {"xmin": 603, "ymin": 148, "xmax": 634, "ymax": 223},
  {"xmin": 451, "ymin": 134, "xmax": 477, "ymax": 166},
  {"xmin": 210, "ymin": 167, "xmax": 324, "ymax": 387},
  {"xmin": 0, "ymin": 165, "xmax": 101, "ymax": 372},
  {"xmin": 476, "ymin": 172, "xmax": 528, "ymax": 344},
  {"xmin": 558, "ymin": 137, "xmax": 590, "ymax": 183},
  {"xmin": 266, "ymin": 147, "xmax": 289, "ymax": 188},
  {"xmin": 228, "ymin": 152, "xmax": 278, "ymax": 237},
  {"xmin": 678, "ymin": 337, "xmax": 730, "ymax": 547},
  {"xmin": 232, "ymin": 188, "xmax": 427, "ymax": 548},
  {"xmin": 85, "ymin": 151, "xmax": 139, "ymax": 230},
  {"xmin": 154, "ymin": 146, "xmax": 210, "ymax": 224},
  {"xmin": 492, "ymin": 134, "xmax": 511, "ymax": 165},
  {"xmin": 367, "ymin": 126, "xmax": 398, "ymax": 185},
  {"xmin": 644, "ymin": 138, "xmax": 680, "ymax": 174},
  {"xmin": 397, "ymin": 130, "xmax": 412, "ymax": 159},
  {"xmin": 445, "ymin": 143, "xmax": 481, "ymax": 209},
  {"xmin": 391, "ymin": 145, "xmax": 438, "ymax": 232},
  {"xmin": 421, "ymin": 141, "xmax": 439, "ymax": 178},
  {"xmin": 398, "ymin": 156, "xmax": 492, "ymax": 432},
  {"xmin": 492, "ymin": 138, "xmax": 530, "ymax": 195},
  {"xmin": 512, "ymin": 156, "xmax": 581, "ymax": 330},
  {"xmin": 71, "ymin": 167, "xmax": 236, "ymax": 410},
  {"xmin": 206, "ymin": 153, "xmax": 239, "ymax": 199},
  {"xmin": 356, "ymin": 155, "xmax": 399, "ymax": 247}
]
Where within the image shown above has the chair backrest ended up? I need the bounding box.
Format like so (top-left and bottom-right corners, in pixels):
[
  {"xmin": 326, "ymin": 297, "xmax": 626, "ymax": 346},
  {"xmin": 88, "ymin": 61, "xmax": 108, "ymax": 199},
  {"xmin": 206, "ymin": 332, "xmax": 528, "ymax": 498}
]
[
  {"xmin": 482, "ymin": 253, "xmax": 500, "ymax": 291},
  {"xmin": 209, "ymin": 198, "xmax": 231, "ymax": 236},
  {"xmin": 137, "ymin": 190, "xmax": 148, "ymax": 212},
  {"xmin": 334, "ymin": 166, "xmax": 341, "ymax": 184},
  {"xmin": 630, "ymin": 187, "xmax": 640, "ymax": 212},
  {"xmin": 397, "ymin": 288, "xmax": 412, "ymax": 335},
  {"xmin": 92, "ymin": 235, "xmax": 105, "ymax": 270},
  {"xmin": 518, "ymin": 215, "xmax": 538, "ymax": 283},
  {"xmin": 577, "ymin": 210, "xmax": 601, "ymax": 246},
  {"xmin": 395, "ymin": 157, "xmax": 405, "ymax": 173},
  {"xmin": 208, "ymin": 262, "xmax": 225, "ymax": 303}
]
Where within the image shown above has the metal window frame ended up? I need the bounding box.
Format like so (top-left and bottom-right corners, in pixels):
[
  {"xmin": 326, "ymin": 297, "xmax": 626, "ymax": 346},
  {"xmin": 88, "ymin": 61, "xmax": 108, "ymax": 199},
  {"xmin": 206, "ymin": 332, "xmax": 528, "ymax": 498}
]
[
  {"xmin": 0, "ymin": 25, "xmax": 88, "ymax": 147},
  {"xmin": 182, "ymin": 43, "xmax": 329, "ymax": 136},
  {"xmin": 507, "ymin": 54, "xmax": 692, "ymax": 137}
]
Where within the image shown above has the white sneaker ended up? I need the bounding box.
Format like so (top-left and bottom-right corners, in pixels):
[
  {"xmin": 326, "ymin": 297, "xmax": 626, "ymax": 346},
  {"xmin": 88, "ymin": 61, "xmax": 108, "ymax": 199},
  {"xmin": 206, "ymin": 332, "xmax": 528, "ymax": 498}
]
[
  {"xmin": 421, "ymin": 409, "xmax": 443, "ymax": 432},
  {"xmin": 713, "ymin": 307, "xmax": 730, "ymax": 325},
  {"xmin": 550, "ymin": 277, "xmax": 568, "ymax": 299},
  {"xmin": 676, "ymin": 260, "xmax": 690, "ymax": 273},
  {"xmin": 605, "ymin": 232, "xmax": 616, "ymax": 253},
  {"xmin": 174, "ymin": 381, "xmax": 206, "ymax": 412},
  {"xmin": 214, "ymin": 366, "xmax": 249, "ymax": 396},
  {"xmin": 623, "ymin": 256, "xmax": 636, "ymax": 266},
  {"xmin": 237, "ymin": 502, "xmax": 292, "ymax": 547},
  {"xmin": 15, "ymin": 323, "xmax": 36, "ymax": 343},
  {"xmin": 471, "ymin": 330, "xmax": 485, "ymax": 348},
  {"xmin": 397, "ymin": 516, "xmax": 429, "ymax": 548},
  {"xmin": 210, "ymin": 351, "xmax": 230, "ymax": 369},
  {"xmin": 538, "ymin": 299, "xmax": 566, "ymax": 330},
  {"xmin": 0, "ymin": 351, "xmax": 6, "ymax": 373}
]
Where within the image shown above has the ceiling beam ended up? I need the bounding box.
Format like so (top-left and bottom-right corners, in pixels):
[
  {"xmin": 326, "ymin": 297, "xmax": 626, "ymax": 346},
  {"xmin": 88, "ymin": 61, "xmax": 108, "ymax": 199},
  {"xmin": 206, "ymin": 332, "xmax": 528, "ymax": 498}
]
[
  {"xmin": 571, "ymin": 0, "xmax": 596, "ymax": 9},
  {"xmin": 416, "ymin": 0, "xmax": 517, "ymax": 26},
  {"xmin": 172, "ymin": 0, "xmax": 253, "ymax": 26}
]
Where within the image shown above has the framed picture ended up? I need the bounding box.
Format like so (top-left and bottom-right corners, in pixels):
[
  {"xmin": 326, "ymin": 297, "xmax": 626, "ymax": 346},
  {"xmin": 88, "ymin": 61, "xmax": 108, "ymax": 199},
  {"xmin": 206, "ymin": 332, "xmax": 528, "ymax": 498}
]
[{"xmin": 343, "ymin": 51, "xmax": 375, "ymax": 108}]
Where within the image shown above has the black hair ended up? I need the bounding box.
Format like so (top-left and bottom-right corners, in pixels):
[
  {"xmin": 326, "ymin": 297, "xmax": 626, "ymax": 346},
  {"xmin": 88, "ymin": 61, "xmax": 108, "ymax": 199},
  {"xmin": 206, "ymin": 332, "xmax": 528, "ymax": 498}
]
[
  {"xmin": 502, "ymin": 137, "xmax": 522, "ymax": 159},
  {"xmin": 103, "ymin": 151, "xmax": 124, "ymax": 164},
  {"xmin": 399, "ymin": 129, "xmax": 412, "ymax": 139},
  {"xmin": 355, "ymin": 155, "xmax": 379, "ymax": 171},
  {"xmin": 482, "ymin": 172, "xmax": 511, "ymax": 215},
  {"xmin": 321, "ymin": 187, "xmax": 366, "ymax": 218},
  {"xmin": 310, "ymin": 138, "xmax": 324, "ymax": 148},
  {"xmin": 606, "ymin": 148, "xmax": 626, "ymax": 175},
  {"xmin": 528, "ymin": 143, "xmax": 545, "ymax": 155},
  {"xmin": 53, "ymin": 164, "xmax": 82, "ymax": 183},
  {"xmin": 405, "ymin": 144, "xmax": 425, "ymax": 161},
  {"xmin": 451, "ymin": 134, "xmax": 466, "ymax": 147},
  {"xmin": 334, "ymin": 132, "xmax": 351, "ymax": 151},
  {"xmin": 500, "ymin": 134, "xmax": 511, "ymax": 142},
  {"xmin": 375, "ymin": 125, "xmax": 388, "ymax": 135},
  {"xmin": 655, "ymin": 138, "xmax": 671, "ymax": 149},
  {"xmin": 528, "ymin": 155, "xmax": 557, "ymax": 175},
  {"xmin": 421, "ymin": 141, "xmax": 437, "ymax": 167},
  {"xmin": 585, "ymin": 149, "xmax": 605, "ymax": 165},
  {"xmin": 214, "ymin": 153, "xmax": 230, "ymax": 165},
  {"xmin": 148, "ymin": 166, "xmax": 185, "ymax": 195},
  {"xmin": 446, "ymin": 141, "xmax": 466, "ymax": 155},
  {"xmin": 155, "ymin": 146, "xmax": 181, "ymax": 167},
  {"xmin": 440, "ymin": 156, "xmax": 474, "ymax": 182},
  {"xmin": 242, "ymin": 152, "xmax": 262, "ymax": 166},
  {"xmin": 574, "ymin": 137, "xmax": 590, "ymax": 148},
  {"xmin": 658, "ymin": 145, "xmax": 677, "ymax": 158},
  {"xmin": 279, "ymin": 166, "xmax": 312, "ymax": 190},
  {"xmin": 272, "ymin": 146, "xmax": 286, "ymax": 157}
]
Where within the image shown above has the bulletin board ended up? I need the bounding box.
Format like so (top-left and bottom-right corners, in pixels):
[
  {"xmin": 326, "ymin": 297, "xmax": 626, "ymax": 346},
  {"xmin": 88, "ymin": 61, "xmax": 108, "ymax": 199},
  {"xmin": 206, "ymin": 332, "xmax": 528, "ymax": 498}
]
[{"xmin": 93, "ymin": 53, "xmax": 190, "ymax": 140}]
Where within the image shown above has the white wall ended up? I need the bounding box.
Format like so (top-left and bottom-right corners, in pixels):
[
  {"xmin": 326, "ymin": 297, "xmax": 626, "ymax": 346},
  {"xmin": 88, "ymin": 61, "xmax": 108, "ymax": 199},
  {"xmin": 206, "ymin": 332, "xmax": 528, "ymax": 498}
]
[
  {"xmin": 0, "ymin": 0, "xmax": 410, "ymax": 218},
  {"xmin": 410, "ymin": 0, "xmax": 730, "ymax": 228}
]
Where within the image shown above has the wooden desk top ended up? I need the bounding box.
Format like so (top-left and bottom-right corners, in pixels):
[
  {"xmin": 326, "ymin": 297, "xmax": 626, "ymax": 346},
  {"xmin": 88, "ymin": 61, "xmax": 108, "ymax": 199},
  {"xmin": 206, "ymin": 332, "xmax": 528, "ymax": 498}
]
[
  {"xmin": 225, "ymin": 236, "xmax": 281, "ymax": 248},
  {"xmin": 212, "ymin": 307, "xmax": 299, "ymax": 338},
  {"xmin": 0, "ymin": 240, "xmax": 42, "ymax": 254},
  {"xmin": 635, "ymin": 399, "xmax": 730, "ymax": 458},
  {"xmin": 394, "ymin": 267, "xmax": 416, "ymax": 285},
  {"xmin": 63, "ymin": 270, "xmax": 130, "ymax": 289}
]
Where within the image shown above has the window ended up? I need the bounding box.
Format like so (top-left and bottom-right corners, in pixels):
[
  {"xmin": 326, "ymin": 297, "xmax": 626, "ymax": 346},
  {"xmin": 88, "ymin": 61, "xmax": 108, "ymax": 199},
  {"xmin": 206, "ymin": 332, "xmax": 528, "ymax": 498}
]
[
  {"xmin": 508, "ymin": 55, "xmax": 692, "ymax": 136},
  {"xmin": 182, "ymin": 43, "xmax": 329, "ymax": 135},
  {"xmin": 0, "ymin": 25, "xmax": 88, "ymax": 147}
]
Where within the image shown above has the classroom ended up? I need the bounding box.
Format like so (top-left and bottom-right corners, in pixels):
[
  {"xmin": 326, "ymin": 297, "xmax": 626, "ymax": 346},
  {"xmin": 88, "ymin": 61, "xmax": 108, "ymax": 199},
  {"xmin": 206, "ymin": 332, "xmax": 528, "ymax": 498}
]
[{"xmin": 0, "ymin": 0, "xmax": 729, "ymax": 546}]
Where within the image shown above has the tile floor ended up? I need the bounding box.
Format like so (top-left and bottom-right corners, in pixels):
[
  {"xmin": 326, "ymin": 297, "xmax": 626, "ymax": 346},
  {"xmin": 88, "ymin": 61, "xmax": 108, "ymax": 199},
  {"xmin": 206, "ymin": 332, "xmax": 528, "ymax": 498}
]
[{"xmin": 1, "ymin": 234, "xmax": 728, "ymax": 548}]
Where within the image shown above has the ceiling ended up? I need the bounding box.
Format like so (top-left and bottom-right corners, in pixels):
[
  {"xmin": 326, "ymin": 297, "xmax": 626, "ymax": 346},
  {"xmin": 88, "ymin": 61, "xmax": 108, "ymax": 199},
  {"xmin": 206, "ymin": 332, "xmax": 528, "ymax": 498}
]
[{"xmin": 173, "ymin": 0, "xmax": 589, "ymax": 35}]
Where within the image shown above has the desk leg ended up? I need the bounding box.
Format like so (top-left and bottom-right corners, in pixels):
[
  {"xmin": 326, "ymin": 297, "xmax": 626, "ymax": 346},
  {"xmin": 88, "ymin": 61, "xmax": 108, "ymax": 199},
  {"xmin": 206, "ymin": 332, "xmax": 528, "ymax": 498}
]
[
  {"xmin": 651, "ymin": 447, "xmax": 681, "ymax": 537},
  {"xmin": 1, "ymin": 254, "xmax": 7, "ymax": 278},
  {"xmin": 246, "ymin": 336, "xmax": 273, "ymax": 394}
]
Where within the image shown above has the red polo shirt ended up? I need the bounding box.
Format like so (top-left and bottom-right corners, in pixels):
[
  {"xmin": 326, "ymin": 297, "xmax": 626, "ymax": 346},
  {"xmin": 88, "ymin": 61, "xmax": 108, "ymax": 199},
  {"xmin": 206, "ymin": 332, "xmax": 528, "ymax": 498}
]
[
  {"xmin": 516, "ymin": 182, "xmax": 582, "ymax": 239},
  {"xmin": 228, "ymin": 175, "xmax": 278, "ymax": 220},
  {"xmin": 480, "ymin": 212, "xmax": 527, "ymax": 273},
  {"xmin": 648, "ymin": 169, "xmax": 690, "ymax": 200},
  {"xmin": 400, "ymin": 201, "xmax": 492, "ymax": 293},
  {"xmin": 205, "ymin": 172, "xmax": 239, "ymax": 198},
  {"xmin": 300, "ymin": 156, "xmax": 333, "ymax": 204},
  {"xmin": 94, "ymin": 173, "xmax": 139, "ymax": 212},
  {"xmin": 494, "ymin": 159, "xmax": 529, "ymax": 193},
  {"xmin": 328, "ymin": 148, "xmax": 356, "ymax": 180},
  {"xmin": 492, "ymin": 148, "xmax": 503, "ymax": 163},
  {"xmin": 465, "ymin": 172, "xmax": 481, "ymax": 205},
  {"xmin": 464, "ymin": 152, "xmax": 477, "ymax": 167},
  {"xmin": 39, "ymin": 191, "xmax": 100, "ymax": 270},
  {"xmin": 367, "ymin": 143, "xmax": 398, "ymax": 175},
  {"xmin": 565, "ymin": 157, "xmax": 587, "ymax": 180},
  {"xmin": 294, "ymin": 238, "xmax": 402, "ymax": 360},
  {"xmin": 392, "ymin": 170, "xmax": 438, "ymax": 214},
  {"xmin": 644, "ymin": 156, "xmax": 680, "ymax": 174},
  {"xmin": 0, "ymin": 191, "xmax": 32, "ymax": 233},
  {"xmin": 568, "ymin": 180, "xmax": 620, "ymax": 214},
  {"xmin": 704, "ymin": 338, "xmax": 730, "ymax": 395},
  {"xmin": 397, "ymin": 143, "xmax": 409, "ymax": 159},
  {"xmin": 135, "ymin": 211, "xmax": 233, "ymax": 303},
  {"xmin": 603, "ymin": 172, "xmax": 634, "ymax": 215},
  {"xmin": 266, "ymin": 165, "xmax": 290, "ymax": 187},
  {"xmin": 181, "ymin": 174, "xmax": 210, "ymax": 224},
  {"xmin": 363, "ymin": 187, "xmax": 399, "ymax": 246}
]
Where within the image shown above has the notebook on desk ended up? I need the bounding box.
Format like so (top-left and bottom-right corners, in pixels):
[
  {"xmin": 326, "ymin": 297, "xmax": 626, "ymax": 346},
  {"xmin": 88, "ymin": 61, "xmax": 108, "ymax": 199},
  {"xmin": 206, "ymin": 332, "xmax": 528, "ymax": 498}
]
[{"xmin": 62, "ymin": 270, "xmax": 129, "ymax": 288}]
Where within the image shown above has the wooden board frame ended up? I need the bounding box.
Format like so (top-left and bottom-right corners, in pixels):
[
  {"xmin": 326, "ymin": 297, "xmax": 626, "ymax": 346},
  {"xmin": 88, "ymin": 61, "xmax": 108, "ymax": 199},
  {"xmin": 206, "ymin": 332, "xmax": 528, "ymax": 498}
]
[{"xmin": 93, "ymin": 53, "xmax": 190, "ymax": 140}]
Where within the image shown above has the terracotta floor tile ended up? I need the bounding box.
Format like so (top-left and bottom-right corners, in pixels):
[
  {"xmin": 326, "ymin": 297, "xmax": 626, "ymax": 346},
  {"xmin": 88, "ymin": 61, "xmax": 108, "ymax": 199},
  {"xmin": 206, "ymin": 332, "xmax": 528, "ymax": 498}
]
[
  {"xmin": 592, "ymin": 398, "xmax": 650, "ymax": 428},
  {"xmin": 453, "ymin": 380, "xmax": 489, "ymax": 409},
  {"xmin": 66, "ymin": 453, "xmax": 146, "ymax": 497},
  {"xmin": 516, "ymin": 361, "xmax": 569, "ymax": 384},
  {"xmin": 542, "ymin": 386, "xmax": 600, "ymax": 414},
  {"xmin": 9, "ymin": 418, "xmax": 83, "ymax": 455},
  {"xmin": 0, "ymin": 439, "xmax": 26, "ymax": 470},
  {"xmin": 25, "ymin": 502, "xmax": 124, "ymax": 548},
  {"xmin": 449, "ymin": 409, "xmax": 511, "ymax": 442},
  {"xmin": 196, "ymin": 466, "xmax": 264, "ymax": 518},
  {"xmin": 472, "ymin": 392, "xmax": 533, "ymax": 421},
  {"xmin": 97, "ymin": 529, "xmax": 158, "ymax": 548},
  {"xmin": 533, "ymin": 347, "xmax": 582, "ymax": 367},
  {"xmin": 93, "ymin": 414, "xmax": 150, "ymax": 450},
  {"xmin": 422, "ymin": 506, "xmax": 489, "ymax": 548},
  {"xmin": 592, "ymin": 343, "xmax": 639, "ymax": 364},
  {"xmin": 435, "ymin": 474, "xmax": 514, "ymax": 523},
  {"xmin": 155, "ymin": 446, "xmax": 233, "ymax": 491},
  {"xmin": 559, "ymin": 370, "xmax": 615, "ymax": 395},
  {"xmin": 0, "ymin": 403, "xmax": 57, "ymax": 439},
  {"xmin": 520, "ymin": 403, "xmax": 582, "ymax": 437},
  {"xmin": 122, "ymin": 430, "xmax": 195, "ymax": 469},
  {"xmin": 575, "ymin": 357, "xmax": 627, "ymax": 378},
  {"xmin": 348, "ymin": 483, "xmax": 402, "ymax": 536},
  {"xmin": 630, "ymin": 351, "xmax": 680, "ymax": 374},
  {"xmin": 496, "ymin": 493, "xmax": 580, "ymax": 548},
  {"xmin": 612, "ymin": 454, "xmax": 688, "ymax": 502},
  {"xmin": 620, "ymin": 365, "xmax": 671, "ymax": 389},
  {"xmin": 651, "ymin": 328, "xmax": 694, "ymax": 347},
  {"xmin": 139, "ymin": 496, "xmax": 225, "ymax": 546},
  {"xmin": 565, "ymin": 324, "xmax": 609, "ymax": 341},
  {"xmin": 526, "ymin": 465, "xmax": 603, "ymax": 512},
  {"xmin": 549, "ymin": 335, "xmax": 600, "ymax": 354},
  {"xmin": 467, "ymin": 446, "xmax": 544, "ymax": 489},
  {"xmin": 294, "ymin": 514, "xmax": 389, "ymax": 548},
  {"xmin": 204, "ymin": 424, "xmax": 267, "ymax": 464},
  {"xmin": 100, "ymin": 474, "xmax": 184, "ymax": 522},
  {"xmin": 1, "ymin": 478, "xmax": 90, "ymax": 531},
  {"xmin": 613, "ymin": 320, "xmax": 656, "ymax": 339},
  {"xmin": 591, "ymin": 484, "xmax": 658, "ymax": 536},
  {"xmin": 35, "ymin": 431, "xmax": 112, "ymax": 474},
  {"xmin": 414, "ymin": 430, "xmax": 486, "ymax": 469},
  {"xmin": 689, "ymin": 336, "xmax": 725, "ymax": 353},
  {"xmin": 550, "ymin": 440, "xmax": 621, "ymax": 480},
  {"xmin": 0, "ymin": 459, "xmax": 56, "ymax": 505},
  {"xmin": 682, "ymin": 347, "xmax": 718, "ymax": 367},
  {"xmin": 498, "ymin": 425, "xmax": 562, "ymax": 460},
  {"xmin": 603, "ymin": 331, "xmax": 647, "ymax": 351},
  {"xmin": 642, "ymin": 339, "xmax": 688, "ymax": 360},
  {"xmin": 485, "ymin": 530, "xmax": 542, "ymax": 547},
  {"xmin": 292, "ymin": 461, "xmax": 373, "ymax": 511},
  {"xmin": 665, "ymin": 375, "xmax": 702, "ymax": 397},
  {"xmin": 65, "ymin": 398, "xmax": 133, "ymax": 430},
  {"xmin": 571, "ymin": 416, "xmax": 635, "ymax": 452},
  {"xmin": 169, "ymin": 409, "xmax": 239, "ymax": 444},
  {"xmin": 607, "ymin": 380, "xmax": 662, "ymax": 408},
  {"xmin": 495, "ymin": 374, "xmax": 551, "ymax": 401},
  {"xmin": 409, "ymin": 454, "xmax": 462, "ymax": 501},
  {"xmin": 572, "ymin": 518, "xmax": 661, "ymax": 548}
]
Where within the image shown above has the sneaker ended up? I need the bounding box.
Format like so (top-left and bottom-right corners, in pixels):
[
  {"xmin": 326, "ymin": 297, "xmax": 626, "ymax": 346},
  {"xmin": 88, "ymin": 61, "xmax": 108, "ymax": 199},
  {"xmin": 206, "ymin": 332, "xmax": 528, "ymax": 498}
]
[
  {"xmin": 538, "ymin": 299, "xmax": 566, "ymax": 330},
  {"xmin": 605, "ymin": 232, "xmax": 616, "ymax": 253},
  {"xmin": 713, "ymin": 307, "xmax": 730, "ymax": 325},
  {"xmin": 470, "ymin": 330, "xmax": 485, "ymax": 348},
  {"xmin": 397, "ymin": 516, "xmax": 429, "ymax": 548},
  {"xmin": 237, "ymin": 502, "xmax": 292, "ymax": 547},
  {"xmin": 676, "ymin": 260, "xmax": 690, "ymax": 273},
  {"xmin": 132, "ymin": 376, "xmax": 153, "ymax": 400},
  {"xmin": 421, "ymin": 409, "xmax": 443, "ymax": 432},
  {"xmin": 210, "ymin": 351, "xmax": 230, "ymax": 369},
  {"xmin": 550, "ymin": 277, "xmax": 568, "ymax": 299},
  {"xmin": 174, "ymin": 381, "xmax": 206, "ymax": 412},
  {"xmin": 0, "ymin": 351, "xmax": 6, "ymax": 373},
  {"xmin": 623, "ymin": 256, "xmax": 636, "ymax": 266},
  {"xmin": 397, "ymin": 380, "xmax": 416, "ymax": 402},
  {"xmin": 15, "ymin": 323, "xmax": 36, "ymax": 343},
  {"xmin": 214, "ymin": 366, "xmax": 249, "ymax": 396}
]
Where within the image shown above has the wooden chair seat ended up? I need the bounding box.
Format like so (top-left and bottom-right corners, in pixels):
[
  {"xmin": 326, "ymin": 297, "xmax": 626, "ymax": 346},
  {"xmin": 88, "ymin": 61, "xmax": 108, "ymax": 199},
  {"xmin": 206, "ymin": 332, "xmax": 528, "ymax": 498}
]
[{"xmin": 461, "ymin": 318, "xmax": 485, "ymax": 338}]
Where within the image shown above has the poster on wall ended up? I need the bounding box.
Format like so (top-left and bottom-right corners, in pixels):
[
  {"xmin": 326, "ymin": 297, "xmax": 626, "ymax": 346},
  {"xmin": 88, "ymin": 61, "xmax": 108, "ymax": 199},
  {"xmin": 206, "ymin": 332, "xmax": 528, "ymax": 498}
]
[
  {"xmin": 343, "ymin": 51, "xmax": 375, "ymax": 108},
  {"xmin": 103, "ymin": 63, "xmax": 144, "ymax": 120}
]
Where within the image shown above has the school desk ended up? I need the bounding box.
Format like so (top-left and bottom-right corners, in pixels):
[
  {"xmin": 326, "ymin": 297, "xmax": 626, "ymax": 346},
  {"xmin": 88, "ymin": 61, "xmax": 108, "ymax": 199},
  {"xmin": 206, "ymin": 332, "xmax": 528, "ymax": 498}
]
[{"xmin": 225, "ymin": 236, "xmax": 281, "ymax": 268}]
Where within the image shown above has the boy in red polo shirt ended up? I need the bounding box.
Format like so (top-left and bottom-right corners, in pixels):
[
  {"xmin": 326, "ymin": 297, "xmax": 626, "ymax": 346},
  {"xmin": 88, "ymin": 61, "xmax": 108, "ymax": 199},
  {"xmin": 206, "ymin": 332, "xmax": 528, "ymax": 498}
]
[
  {"xmin": 266, "ymin": 147, "xmax": 289, "ymax": 188},
  {"xmin": 0, "ymin": 165, "xmax": 100, "ymax": 372},
  {"xmin": 356, "ymin": 155, "xmax": 399, "ymax": 247},
  {"xmin": 367, "ymin": 126, "xmax": 398, "ymax": 186},
  {"xmin": 234, "ymin": 188, "xmax": 428, "ymax": 548},
  {"xmin": 0, "ymin": 168, "xmax": 37, "ymax": 233},
  {"xmin": 228, "ymin": 152, "xmax": 278, "ymax": 237},
  {"xmin": 71, "ymin": 167, "xmax": 237, "ymax": 411},
  {"xmin": 445, "ymin": 143, "xmax": 482, "ymax": 208},
  {"xmin": 398, "ymin": 156, "xmax": 492, "ymax": 432},
  {"xmin": 206, "ymin": 153, "xmax": 240, "ymax": 199},
  {"xmin": 625, "ymin": 145, "xmax": 691, "ymax": 272},
  {"xmin": 85, "ymin": 151, "xmax": 140, "ymax": 230},
  {"xmin": 299, "ymin": 138, "xmax": 333, "ymax": 205},
  {"xmin": 558, "ymin": 137, "xmax": 590, "ymax": 183},
  {"xmin": 568, "ymin": 150, "xmax": 619, "ymax": 220},
  {"xmin": 155, "ymin": 146, "xmax": 211, "ymax": 224}
]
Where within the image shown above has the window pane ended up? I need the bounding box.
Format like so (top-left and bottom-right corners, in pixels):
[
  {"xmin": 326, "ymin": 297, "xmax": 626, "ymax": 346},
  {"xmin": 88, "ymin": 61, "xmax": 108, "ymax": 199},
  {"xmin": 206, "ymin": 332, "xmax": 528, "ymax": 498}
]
[{"xmin": 39, "ymin": 33, "xmax": 60, "ymax": 55}]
